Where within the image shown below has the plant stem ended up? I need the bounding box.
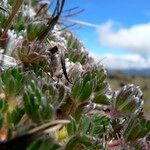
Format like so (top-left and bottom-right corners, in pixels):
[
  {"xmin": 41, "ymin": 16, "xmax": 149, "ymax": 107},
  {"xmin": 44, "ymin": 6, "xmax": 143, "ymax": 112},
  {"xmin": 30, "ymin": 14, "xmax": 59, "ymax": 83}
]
[{"xmin": 0, "ymin": 0, "xmax": 24, "ymax": 39}]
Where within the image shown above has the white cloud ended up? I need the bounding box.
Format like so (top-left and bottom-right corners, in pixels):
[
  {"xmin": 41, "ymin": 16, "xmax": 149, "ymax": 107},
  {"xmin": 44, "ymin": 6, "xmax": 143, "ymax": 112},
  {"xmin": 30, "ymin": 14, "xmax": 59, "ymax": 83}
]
[
  {"xmin": 98, "ymin": 21, "xmax": 150, "ymax": 55},
  {"xmin": 90, "ymin": 53, "xmax": 150, "ymax": 69}
]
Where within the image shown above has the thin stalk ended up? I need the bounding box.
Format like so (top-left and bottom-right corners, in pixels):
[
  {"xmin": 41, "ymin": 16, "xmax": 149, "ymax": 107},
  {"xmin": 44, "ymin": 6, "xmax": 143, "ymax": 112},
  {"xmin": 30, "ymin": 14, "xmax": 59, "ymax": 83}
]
[
  {"xmin": 60, "ymin": 18, "xmax": 99, "ymax": 28},
  {"xmin": 0, "ymin": 0, "xmax": 24, "ymax": 39},
  {"xmin": 0, "ymin": 5, "xmax": 9, "ymax": 14},
  {"xmin": 37, "ymin": 0, "xmax": 65, "ymax": 42}
]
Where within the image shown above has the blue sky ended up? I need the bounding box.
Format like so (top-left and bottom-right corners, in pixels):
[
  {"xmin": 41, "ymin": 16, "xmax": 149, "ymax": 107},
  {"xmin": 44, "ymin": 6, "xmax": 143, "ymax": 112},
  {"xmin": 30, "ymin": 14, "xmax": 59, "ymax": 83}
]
[{"xmin": 58, "ymin": 0, "xmax": 150, "ymax": 69}]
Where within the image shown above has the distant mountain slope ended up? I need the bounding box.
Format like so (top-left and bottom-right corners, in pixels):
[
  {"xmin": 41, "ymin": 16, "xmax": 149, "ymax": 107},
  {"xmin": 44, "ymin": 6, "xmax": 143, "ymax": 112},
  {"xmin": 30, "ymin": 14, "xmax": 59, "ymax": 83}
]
[{"xmin": 109, "ymin": 68, "xmax": 150, "ymax": 76}]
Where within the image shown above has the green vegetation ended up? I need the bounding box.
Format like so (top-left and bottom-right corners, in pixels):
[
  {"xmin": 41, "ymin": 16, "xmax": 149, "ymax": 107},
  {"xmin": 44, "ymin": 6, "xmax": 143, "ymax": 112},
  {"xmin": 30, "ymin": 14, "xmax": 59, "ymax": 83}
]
[
  {"xmin": 108, "ymin": 71, "xmax": 150, "ymax": 119},
  {"xmin": 0, "ymin": 0, "xmax": 149, "ymax": 149}
]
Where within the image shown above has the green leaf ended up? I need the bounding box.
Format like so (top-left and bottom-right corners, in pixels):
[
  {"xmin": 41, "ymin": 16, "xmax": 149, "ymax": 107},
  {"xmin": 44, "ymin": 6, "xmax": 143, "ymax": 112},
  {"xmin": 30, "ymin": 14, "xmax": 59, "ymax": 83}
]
[
  {"xmin": 121, "ymin": 99, "xmax": 140, "ymax": 115},
  {"xmin": 0, "ymin": 99, "xmax": 8, "ymax": 113},
  {"xmin": 95, "ymin": 82, "xmax": 108, "ymax": 94},
  {"xmin": 1, "ymin": 69, "xmax": 10, "ymax": 82},
  {"xmin": 123, "ymin": 116, "xmax": 150, "ymax": 142},
  {"xmin": 93, "ymin": 94, "xmax": 110, "ymax": 105},
  {"xmin": 97, "ymin": 72, "xmax": 107, "ymax": 84},
  {"xmin": 82, "ymin": 73, "xmax": 91, "ymax": 87},
  {"xmin": 65, "ymin": 134, "xmax": 92, "ymax": 150},
  {"xmin": 24, "ymin": 92, "xmax": 39, "ymax": 123},
  {"xmin": 0, "ymin": 115, "xmax": 4, "ymax": 129},
  {"xmin": 93, "ymin": 116, "xmax": 110, "ymax": 135},
  {"xmin": 8, "ymin": 77, "xmax": 15, "ymax": 96},
  {"xmin": 0, "ymin": 68, "xmax": 25, "ymax": 97},
  {"xmin": 77, "ymin": 81, "xmax": 93, "ymax": 102},
  {"xmin": 115, "ymin": 89, "xmax": 133, "ymax": 109},
  {"xmin": 137, "ymin": 119, "xmax": 150, "ymax": 139},
  {"xmin": 27, "ymin": 22, "xmax": 46, "ymax": 41},
  {"xmin": 39, "ymin": 104, "xmax": 54, "ymax": 121},
  {"xmin": 23, "ymin": 86, "xmax": 54, "ymax": 123},
  {"xmin": 13, "ymin": 107, "xmax": 24, "ymax": 125},
  {"xmin": 78, "ymin": 115, "xmax": 92, "ymax": 134},
  {"xmin": 11, "ymin": 68, "xmax": 18, "ymax": 78},
  {"xmin": 71, "ymin": 78, "xmax": 82, "ymax": 99},
  {"xmin": 67, "ymin": 116, "xmax": 77, "ymax": 135},
  {"xmin": 74, "ymin": 104, "xmax": 85, "ymax": 123}
]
